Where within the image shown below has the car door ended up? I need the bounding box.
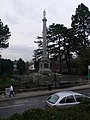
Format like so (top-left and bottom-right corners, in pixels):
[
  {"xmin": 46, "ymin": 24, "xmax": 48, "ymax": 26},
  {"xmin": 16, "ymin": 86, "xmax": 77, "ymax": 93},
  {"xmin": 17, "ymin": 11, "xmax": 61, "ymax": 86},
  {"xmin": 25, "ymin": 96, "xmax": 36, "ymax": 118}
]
[
  {"xmin": 65, "ymin": 95, "xmax": 77, "ymax": 107},
  {"xmin": 58, "ymin": 97, "xmax": 67, "ymax": 108},
  {"xmin": 58, "ymin": 95, "xmax": 77, "ymax": 108}
]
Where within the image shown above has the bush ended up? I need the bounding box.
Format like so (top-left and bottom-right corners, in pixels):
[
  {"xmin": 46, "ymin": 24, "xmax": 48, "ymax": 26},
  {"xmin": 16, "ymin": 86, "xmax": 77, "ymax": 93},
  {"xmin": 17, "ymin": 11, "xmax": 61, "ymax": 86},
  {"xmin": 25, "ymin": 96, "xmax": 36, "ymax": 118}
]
[
  {"xmin": 22, "ymin": 109, "xmax": 46, "ymax": 120},
  {"xmin": 7, "ymin": 113, "xmax": 23, "ymax": 120}
]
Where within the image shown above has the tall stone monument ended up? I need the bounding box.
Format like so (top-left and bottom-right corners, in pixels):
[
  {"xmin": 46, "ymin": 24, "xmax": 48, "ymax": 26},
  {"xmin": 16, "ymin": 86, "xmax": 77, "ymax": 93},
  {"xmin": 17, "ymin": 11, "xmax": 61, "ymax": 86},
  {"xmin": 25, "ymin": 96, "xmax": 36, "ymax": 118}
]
[{"xmin": 39, "ymin": 10, "xmax": 51, "ymax": 74}]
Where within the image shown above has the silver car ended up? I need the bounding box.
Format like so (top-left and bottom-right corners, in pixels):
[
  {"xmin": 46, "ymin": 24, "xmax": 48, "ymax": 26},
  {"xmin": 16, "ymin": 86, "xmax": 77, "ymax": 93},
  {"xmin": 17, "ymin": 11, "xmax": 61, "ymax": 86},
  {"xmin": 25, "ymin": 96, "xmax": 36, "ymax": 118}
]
[{"xmin": 45, "ymin": 91, "xmax": 90, "ymax": 108}]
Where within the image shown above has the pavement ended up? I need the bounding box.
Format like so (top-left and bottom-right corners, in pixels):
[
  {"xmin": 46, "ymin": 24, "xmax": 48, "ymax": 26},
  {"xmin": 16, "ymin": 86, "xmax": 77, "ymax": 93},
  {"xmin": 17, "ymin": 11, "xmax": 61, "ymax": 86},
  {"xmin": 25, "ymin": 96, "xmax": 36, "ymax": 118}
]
[{"xmin": 0, "ymin": 83, "xmax": 90, "ymax": 102}]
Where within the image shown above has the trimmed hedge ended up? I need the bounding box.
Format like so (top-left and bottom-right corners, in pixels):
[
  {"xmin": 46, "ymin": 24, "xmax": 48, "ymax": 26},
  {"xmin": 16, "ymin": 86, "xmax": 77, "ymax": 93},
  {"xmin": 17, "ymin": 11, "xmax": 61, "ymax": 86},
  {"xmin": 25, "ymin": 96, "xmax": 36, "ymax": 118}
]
[{"xmin": 1, "ymin": 100, "xmax": 90, "ymax": 120}]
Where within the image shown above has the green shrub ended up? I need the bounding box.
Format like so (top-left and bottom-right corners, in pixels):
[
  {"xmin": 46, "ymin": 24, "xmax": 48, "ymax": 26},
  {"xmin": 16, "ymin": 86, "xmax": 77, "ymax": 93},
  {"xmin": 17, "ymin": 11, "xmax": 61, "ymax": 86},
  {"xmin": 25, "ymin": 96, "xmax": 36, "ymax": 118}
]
[
  {"xmin": 7, "ymin": 113, "xmax": 23, "ymax": 120},
  {"xmin": 22, "ymin": 109, "xmax": 45, "ymax": 120}
]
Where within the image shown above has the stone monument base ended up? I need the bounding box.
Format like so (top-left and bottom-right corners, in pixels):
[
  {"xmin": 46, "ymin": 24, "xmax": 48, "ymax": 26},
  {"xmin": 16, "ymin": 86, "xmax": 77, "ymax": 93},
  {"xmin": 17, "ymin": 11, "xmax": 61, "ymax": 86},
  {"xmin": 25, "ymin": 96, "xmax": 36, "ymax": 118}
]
[{"xmin": 39, "ymin": 57, "xmax": 52, "ymax": 75}]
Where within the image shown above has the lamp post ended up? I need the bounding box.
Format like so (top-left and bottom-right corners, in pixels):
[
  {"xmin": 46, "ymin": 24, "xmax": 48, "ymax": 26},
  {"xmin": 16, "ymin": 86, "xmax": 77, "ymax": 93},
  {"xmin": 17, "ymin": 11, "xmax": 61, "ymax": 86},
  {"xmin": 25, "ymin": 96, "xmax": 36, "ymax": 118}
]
[
  {"xmin": 0, "ymin": 48, "xmax": 2, "ymax": 73},
  {"xmin": 88, "ymin": 65, "xmax": 90, "ymax": 81}
]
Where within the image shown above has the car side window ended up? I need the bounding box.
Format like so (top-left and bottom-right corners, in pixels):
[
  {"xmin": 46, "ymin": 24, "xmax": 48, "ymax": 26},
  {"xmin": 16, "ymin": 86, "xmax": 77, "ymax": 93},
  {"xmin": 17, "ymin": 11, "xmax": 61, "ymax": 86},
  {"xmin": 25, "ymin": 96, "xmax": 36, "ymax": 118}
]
[
  {"xmin": 66, "ymin": 95, "xmax": 75, "ymax": 103},
  {"xmin": 75, "ymin": 95, "xmax": 90, "ymax": 102},
  {"xmin": 75, "ymin": 95, "xmax": 83, "ymax": 102},
  {"xmin": 59, "ymin": 97, "xmax": 66, "ymax": 104}
]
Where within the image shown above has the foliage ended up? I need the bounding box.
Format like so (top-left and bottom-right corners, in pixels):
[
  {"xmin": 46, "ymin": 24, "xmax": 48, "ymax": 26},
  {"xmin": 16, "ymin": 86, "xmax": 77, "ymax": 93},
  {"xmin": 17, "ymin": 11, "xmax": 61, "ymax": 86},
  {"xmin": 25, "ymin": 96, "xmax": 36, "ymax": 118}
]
[
  {"xmin": 2, "ymin": 100, "xmax": 90, "ymax": 120},
  {"xmin": 0, "ymin": 19, "xmax": 11, "ymax": 49},
  {"xmin": 76, "ymin": 47, "xmax": 90, "ymax": 74},
  {"xmin": 34, "ymin": 23, "xmax": 78, "ymax": 73},
  {"xmin": 7, "ymin": 113, "xmax": 23, "ymax": 120},
  {"xmin": 77, "ymin": 48, "xmax": 90, "ymax": 65},
  {"xmin": 71, "ymin": 3, "xmax": 90, "ymax": 54},
  {"xmin": 0, "ymin": 58, "xmax": 13, "ymax": 76},
  {"xmin": 17, "ymin": 58, "xmax": 25, "ymax": 75}
]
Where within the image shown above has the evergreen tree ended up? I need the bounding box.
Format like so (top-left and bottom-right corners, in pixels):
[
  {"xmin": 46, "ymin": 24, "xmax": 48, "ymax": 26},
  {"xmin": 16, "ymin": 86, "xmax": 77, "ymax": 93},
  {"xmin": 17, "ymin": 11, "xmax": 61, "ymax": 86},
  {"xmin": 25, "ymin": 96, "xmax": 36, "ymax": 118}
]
[
  {"xmin": 0, "ymin": 59, "xmax": 13, "ymax": 75},
  {"xmin": 71, "ymin": 3, "xmax": 90, "ymax": 54},
  {"xmin": 0, "ymin": 19, "xmax": 11, "ymax": 49},
  {"xmin": 17, "ymin": 58, "xmax": 25, "ymax": 75}
]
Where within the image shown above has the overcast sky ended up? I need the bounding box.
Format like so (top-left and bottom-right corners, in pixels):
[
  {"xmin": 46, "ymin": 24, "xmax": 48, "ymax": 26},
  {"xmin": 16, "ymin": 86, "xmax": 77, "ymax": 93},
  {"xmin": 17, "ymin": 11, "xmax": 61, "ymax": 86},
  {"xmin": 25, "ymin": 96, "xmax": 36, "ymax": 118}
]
[{"xmin": 0, "ymin": 0, "xmax": 90, "ymax": 62}]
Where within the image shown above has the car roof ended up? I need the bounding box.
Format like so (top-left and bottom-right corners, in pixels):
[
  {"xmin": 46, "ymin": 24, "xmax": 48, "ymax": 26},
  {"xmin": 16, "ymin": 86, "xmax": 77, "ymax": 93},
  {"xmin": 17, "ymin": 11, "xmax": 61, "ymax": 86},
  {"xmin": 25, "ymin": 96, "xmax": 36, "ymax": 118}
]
[{"xmin": 53, "ymin": 91, "xmax": 81, "ymax": 98}]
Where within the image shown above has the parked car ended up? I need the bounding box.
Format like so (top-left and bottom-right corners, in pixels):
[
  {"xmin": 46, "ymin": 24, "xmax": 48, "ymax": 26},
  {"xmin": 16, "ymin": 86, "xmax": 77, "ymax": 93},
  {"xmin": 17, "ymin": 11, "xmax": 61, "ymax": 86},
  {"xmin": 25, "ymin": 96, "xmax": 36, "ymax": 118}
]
[{"xmin": 45, "ymin": 91, "xmax": 90, "ymax": 108}]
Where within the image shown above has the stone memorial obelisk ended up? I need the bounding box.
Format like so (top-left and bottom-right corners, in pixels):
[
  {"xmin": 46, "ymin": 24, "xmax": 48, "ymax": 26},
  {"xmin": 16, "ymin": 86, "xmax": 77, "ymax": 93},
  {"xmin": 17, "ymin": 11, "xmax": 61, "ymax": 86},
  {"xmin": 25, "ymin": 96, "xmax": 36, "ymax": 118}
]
[{"xmin": 39, "ymin": 10, "xmax": 51, "ymax": 74}]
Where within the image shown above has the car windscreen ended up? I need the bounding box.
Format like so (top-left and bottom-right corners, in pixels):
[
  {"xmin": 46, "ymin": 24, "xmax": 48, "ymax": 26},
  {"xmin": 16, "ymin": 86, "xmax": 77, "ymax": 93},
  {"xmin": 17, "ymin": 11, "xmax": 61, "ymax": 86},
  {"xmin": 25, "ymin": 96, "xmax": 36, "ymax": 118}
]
[{"xmin": 47, "ymin": 95, "xmax": 59, "ymax": 104}]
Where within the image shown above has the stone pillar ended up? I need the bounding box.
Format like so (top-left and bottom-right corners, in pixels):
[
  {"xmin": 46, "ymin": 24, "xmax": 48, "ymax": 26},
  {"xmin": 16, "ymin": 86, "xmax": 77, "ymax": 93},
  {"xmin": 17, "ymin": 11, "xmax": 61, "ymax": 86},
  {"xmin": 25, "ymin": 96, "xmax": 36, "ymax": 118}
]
[
  {"xmin": 39, "ymin": 10, "xmax": 51, "ymax": 74},
  {"xmin": 42, "ymin": 10, "xmax": 47, "ymax": 58}
]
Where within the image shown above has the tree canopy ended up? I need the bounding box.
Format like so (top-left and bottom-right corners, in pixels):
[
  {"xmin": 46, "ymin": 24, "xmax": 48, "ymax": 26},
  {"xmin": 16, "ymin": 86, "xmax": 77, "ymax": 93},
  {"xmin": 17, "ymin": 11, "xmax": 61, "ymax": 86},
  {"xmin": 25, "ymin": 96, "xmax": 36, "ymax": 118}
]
[
  {"xmin": 0, "ymin": 19, "xmax": 11, "ymax": 51},
  {"xmin": 71, "ymin": 3, "xmax": 90, "ymax": 54},
  {"xmin": 17, "ymin": 58, "xmax": 25, "ymax": 75}
]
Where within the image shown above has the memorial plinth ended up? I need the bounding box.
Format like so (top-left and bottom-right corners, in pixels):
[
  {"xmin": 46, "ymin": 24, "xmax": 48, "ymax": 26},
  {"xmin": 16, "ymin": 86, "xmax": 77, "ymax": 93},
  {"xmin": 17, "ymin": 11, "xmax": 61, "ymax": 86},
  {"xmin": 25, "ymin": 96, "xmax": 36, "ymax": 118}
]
[{"xmin": 39, "ymin": 10, "xmax": 51, "ymax": 74}]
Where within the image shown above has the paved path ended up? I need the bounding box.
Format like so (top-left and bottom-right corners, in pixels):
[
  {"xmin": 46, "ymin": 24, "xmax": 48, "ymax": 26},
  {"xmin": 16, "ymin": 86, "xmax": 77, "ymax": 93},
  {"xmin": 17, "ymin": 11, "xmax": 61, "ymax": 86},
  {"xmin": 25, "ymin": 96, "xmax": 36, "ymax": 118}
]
[{"xmin": 0, "ymin": 83, "xmax": 90, "ymax": 102}]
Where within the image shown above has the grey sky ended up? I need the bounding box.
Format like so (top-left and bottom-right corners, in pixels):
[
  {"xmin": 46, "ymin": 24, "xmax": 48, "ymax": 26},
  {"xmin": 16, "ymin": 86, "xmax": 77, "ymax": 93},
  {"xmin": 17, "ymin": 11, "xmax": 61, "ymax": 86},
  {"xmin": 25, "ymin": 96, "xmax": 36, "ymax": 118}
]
[{"xmin": 0, "ymin": 0, "xmax": 90, "ymax": 61}]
